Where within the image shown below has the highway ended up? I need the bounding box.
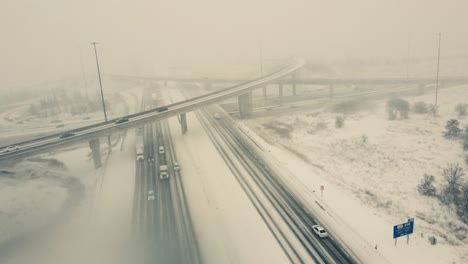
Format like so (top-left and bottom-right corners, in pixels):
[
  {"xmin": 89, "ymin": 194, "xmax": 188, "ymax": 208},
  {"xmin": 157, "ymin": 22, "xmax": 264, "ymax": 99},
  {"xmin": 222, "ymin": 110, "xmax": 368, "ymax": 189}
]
[
  {"xmin": 131, "ymin": 87, "xmax": 201, "ymax": 263},
  {"xmin": 0, "ymin": 59, "xmax": 304, "ymax": 162},
  {"xmin": 192, "ymin": 100, "xmax": 360, "ymax": 264}
]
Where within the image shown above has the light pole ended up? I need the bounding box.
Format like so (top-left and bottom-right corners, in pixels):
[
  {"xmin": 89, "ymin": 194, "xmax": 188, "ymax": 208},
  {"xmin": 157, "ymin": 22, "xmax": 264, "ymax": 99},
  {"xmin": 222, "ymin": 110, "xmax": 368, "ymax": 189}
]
[
  {"xmin": 91, "ymin": 42, "xmax": 112, "ymax": 152},
  {"xmin": 406, "ymin": 33, "xmax": 411, "ymax": 87},
  {"xmin": 434, "ymin": 33, "xmax": 441, "ymax": 115}
]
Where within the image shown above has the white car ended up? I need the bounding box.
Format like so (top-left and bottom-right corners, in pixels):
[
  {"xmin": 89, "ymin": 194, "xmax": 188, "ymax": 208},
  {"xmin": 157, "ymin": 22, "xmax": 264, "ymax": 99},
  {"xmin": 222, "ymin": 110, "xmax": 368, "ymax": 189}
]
[
  {"xmin": 173, "ymin": 162, "xmax": 180, "ymax": 172},
  {"xmin": 312, "ymin": 225, "xmax": 328, "ymax": 238},
  {"xmin": 159, "ymin": 146, "xmax": 165, "ymax": 154},
  {"xmin": 214, "ymin": 113, "xmax": 221, "ymax": 119},
  {"xmin": 147, "ymin": 190, "xmax": 156, "ymax": 201},
  {"xmin": 5, "ymin": 146, "xmax": 20, "ymax": 152}
]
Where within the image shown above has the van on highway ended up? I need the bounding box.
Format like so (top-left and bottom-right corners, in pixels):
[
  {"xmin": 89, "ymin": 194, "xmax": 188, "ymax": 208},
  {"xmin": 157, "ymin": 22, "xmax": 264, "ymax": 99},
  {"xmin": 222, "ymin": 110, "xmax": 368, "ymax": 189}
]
[{"xmin": 160, "ymin": 165, "xmax": 169, "ymax": 180}]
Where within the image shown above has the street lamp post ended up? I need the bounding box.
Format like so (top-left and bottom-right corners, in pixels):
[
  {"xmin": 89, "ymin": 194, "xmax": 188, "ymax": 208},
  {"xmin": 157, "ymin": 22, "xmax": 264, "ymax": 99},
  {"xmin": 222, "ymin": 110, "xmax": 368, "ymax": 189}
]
[
  {"xmin": 434, "ymin": 33, "xmax": 441, "ymax": 115},
  {"xmin": 91, "ymin": 42, "xmax": 112, "ymax": 153}
]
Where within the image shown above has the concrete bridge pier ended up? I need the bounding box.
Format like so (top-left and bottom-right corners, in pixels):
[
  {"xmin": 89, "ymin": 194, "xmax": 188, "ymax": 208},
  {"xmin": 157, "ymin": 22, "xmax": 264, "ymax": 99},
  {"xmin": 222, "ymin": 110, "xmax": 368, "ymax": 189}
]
[
  {"xmin": 180, "ymin": 113, "xmax": 188, "ymax": 134},
  {"xmin": 238, "ymin": 92, "xmax": 253, "ymax": 118},
  {"xmin": 89, "ymin": 139, "xmax": 102, "ymax": 168},
  {"xmin": 279, "ymin": 82, "xmax": 284, "ymax": 105},
  {"xmin": 329, "ymin": 84, "xmax": 334, "ymax": 99}
]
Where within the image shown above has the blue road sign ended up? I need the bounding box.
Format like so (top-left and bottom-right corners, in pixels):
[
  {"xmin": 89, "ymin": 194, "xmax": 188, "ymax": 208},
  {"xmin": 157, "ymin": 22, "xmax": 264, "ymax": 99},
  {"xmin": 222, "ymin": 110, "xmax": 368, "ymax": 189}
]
[{"xmin": 393, "ymin": 218, "xmax": 414, "ymax": 239}]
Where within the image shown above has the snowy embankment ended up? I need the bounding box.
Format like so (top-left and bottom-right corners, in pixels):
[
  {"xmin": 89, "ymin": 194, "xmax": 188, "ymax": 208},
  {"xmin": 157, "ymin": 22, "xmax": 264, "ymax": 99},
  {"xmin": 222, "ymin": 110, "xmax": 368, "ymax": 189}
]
[
  {"xmin": 242, "ymin": 85, "xmax": 468, "ymax": 263},
  {"xmin": 0, "ymin": 85, "xmax": 139, "ymax": 264}
]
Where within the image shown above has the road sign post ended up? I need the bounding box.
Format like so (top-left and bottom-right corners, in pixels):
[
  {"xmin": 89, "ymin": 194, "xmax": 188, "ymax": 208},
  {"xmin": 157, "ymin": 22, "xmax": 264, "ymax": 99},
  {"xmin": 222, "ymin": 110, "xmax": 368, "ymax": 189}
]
[{"xmin": 393, "ymin": 218, "xmax": 414, "ymax": 246}]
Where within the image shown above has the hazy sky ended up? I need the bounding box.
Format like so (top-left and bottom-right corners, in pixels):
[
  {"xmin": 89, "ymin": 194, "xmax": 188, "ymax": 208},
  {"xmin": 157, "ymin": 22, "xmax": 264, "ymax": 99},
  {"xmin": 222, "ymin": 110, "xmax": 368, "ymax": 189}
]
[{"xmin": 1, "ymin": 0, "xmax": 468, "ymax": 89}]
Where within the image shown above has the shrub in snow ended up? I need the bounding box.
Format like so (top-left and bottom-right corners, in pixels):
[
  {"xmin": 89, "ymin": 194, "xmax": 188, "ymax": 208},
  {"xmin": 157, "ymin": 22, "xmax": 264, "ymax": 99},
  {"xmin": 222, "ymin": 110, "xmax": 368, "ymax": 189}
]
[
  {"xmin": 361, "ymin": 134, "xmax": 368, "ymax": 143},
  {"xmin": 444, "ymin": 119, "xmax": 462, "ymax": 139},
  {"xmin": 335, "ymin": 116, "xmax": 345, "ymax": 128},
  {"xmin": 332, "ymin": 100, "xmax": 362, "ymax": 114},
  {"xmin": 413, "ymin": 101, "xmax": 429, "ymax": 114},
  {"xmin": 316, "ymin": 121, "xmax": 327, "ymax": 130},
  {"xmin": 455, "ymin": 103, "xmax": 468, "ymax": 116},
  {"xmin": 386, "ymin": 98, "xmax": 410, "ymax": 119},
  {"xmin": 428, "ymin": 104, "xmax": 439, "ymax": 116},
  {"xmin": 417, "ymin": 174, "xmax": 437, "ymax": 197},
  {"xmin": 463, "ymin": 128, "xmax": 468, "ymax": 152}
]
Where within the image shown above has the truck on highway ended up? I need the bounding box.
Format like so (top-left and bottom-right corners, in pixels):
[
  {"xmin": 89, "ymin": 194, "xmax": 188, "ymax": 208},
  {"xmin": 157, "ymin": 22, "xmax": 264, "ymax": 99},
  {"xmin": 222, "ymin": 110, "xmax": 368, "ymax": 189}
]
[
  {"xmin": 136, "ymin": 135, "xmax": 144, "ymax": 161},
  {"xmin": 159, "ymin": 165, "xmax": 169, "ymax": 180}
]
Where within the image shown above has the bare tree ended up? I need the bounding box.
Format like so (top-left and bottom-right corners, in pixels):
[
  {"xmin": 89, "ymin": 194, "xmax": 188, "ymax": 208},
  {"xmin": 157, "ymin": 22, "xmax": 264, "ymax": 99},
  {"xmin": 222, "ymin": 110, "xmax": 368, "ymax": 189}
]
[
  {"xmin": 459, "ymin": 182, "xmax": 468, "ymax": 223},
  {"xmin": 441, "ymin": 163, "xmax": 464, "ymax": 206}
]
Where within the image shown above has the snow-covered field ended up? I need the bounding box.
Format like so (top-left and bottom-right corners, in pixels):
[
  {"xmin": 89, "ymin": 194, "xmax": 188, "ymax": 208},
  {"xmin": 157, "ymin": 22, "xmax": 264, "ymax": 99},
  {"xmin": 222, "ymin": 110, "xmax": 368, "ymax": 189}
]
[{"xmin": 243, "ymin": 84, "xmax": 468, "ymax": 263}]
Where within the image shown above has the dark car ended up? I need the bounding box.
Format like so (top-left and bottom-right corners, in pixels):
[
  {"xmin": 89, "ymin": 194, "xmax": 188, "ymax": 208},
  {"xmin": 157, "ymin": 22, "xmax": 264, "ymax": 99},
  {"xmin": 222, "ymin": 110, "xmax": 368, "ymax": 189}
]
[
  {"xmin": 59, "ymin": 132, "xmax": 75, "ymax": 139},
  {"xmin": 115, "ymin": 117, "xmax": 129, "ymax": 124},
  {"xmin": 56, "ymin": 124, "xmax": 65, "ymax": 128},
  {"xmin": 157, "ymin": 107, "xmax": 169, "ymax": 112}
]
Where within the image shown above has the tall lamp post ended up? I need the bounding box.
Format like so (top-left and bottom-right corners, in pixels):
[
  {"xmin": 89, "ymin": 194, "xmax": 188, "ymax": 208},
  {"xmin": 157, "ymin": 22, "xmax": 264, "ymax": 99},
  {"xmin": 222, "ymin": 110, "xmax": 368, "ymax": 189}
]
[
  {"xmin": 91, "ymin": 42, "xmax": 112, "ymax": 152},
  {"xmin": 434, "ymin": 33, "xmax": 441, "ymax": 115}
]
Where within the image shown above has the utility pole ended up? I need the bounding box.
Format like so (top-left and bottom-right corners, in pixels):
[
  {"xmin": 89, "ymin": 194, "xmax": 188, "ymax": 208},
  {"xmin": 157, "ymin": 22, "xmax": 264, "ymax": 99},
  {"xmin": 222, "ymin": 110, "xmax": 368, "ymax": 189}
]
[
  {"xmin": 434, "ymin": 33, "xmax": 441, "ymax": 115},
  {"xmin": 259, "ymin": 37, "xmax": 267, "ymax": 98},
  {"xmin": 79, "ymin": 49, "xmax": 89, "ymax": 99},
  {"xmin": 259, "ymin": 38, "xmax": 264, "ymax": 76},
  {"xmin": 406, "ymin": 33, "xmax": 410, "ymax": 87},
  {"xmin": 91, "ymin": 42, "xmax": 112, "ymax": 153}
]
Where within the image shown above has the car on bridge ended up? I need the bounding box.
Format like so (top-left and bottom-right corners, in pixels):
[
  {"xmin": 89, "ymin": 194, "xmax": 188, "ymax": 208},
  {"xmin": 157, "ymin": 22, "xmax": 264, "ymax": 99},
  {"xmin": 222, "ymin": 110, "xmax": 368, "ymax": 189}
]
[
  {"xmin": 115, "ymin": 117, "xmax": 129, "ymax": 124},
  {"xmin": 312, "ymin": 225, "xmax": 328, "ymax": 238},
  {"xmin": 157, "ymin": 107, "xmax": 168, "ymax": 112},
  {"xmin": 173, "ymin": 162, "xmax": 180, "ymax": 172},
  {"xmin": 4, "ymin": 146, "xmax": 20, "ymax": 152},
  {"xmin": 59, "ymin": 132, "xmax": 76, "ymax": 139},
  {"xmin": 147, "ymin": 190, "xmax": 155, "ymax": 200}
]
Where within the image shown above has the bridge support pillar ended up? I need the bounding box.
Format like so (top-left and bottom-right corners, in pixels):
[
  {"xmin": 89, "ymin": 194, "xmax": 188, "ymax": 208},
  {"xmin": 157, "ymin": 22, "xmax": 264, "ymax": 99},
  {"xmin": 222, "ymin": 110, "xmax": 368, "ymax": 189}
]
[
  {"xmin": 292, "ymin": 73, "xmax": 297, "ymax": 96},
  {"xmin": 279, "ymin": 82, "xmax": 284, "ymax": 106},
  {"xmin": 238, "ymin": 92, "xmax": 253, "ymax": 118},
  {"xmin": 329, "ymin": 84, "xmax": 334, "ymax": 99},
  {"xmin": 89, "ymin": 139, "xmax": 102, "ymax": 168},
  {"xmin": 180, "ymin": 113, "xmax": 188, "ymax": 134}
]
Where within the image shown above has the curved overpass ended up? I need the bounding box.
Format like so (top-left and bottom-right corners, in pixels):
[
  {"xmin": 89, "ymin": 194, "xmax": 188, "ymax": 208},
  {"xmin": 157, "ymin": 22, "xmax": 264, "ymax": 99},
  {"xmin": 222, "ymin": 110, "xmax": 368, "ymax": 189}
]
[{"xmin": 0, "ymin": 59, "xmax": 304, "ymax": 162}]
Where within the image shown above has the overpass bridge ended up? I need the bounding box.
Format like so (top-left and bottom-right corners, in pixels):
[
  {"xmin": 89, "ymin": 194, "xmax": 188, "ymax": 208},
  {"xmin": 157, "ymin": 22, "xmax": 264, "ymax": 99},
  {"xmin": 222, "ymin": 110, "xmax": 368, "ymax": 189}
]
[
  {"xmin": 113, "ymin": 75, "xmax": 468, "ymax": 86},
  {"xmin": 113, "ymin": 73, "xmax": 468, "ymax": 102},
  {"xmin": 0, "ymin": 59, "xmax": 304, "ymax": 167}
]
